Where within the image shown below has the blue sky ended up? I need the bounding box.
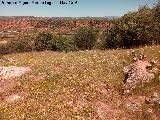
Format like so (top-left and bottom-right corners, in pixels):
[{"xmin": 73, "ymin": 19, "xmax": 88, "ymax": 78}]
[{"xmin": 0, "ymin": 0, "xmax": 158, "ymax": 17}]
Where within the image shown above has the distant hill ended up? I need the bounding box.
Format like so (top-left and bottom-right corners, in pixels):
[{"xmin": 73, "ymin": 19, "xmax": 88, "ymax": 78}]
[{"xmin": 0, "ymin": 16, "xmax": 113, "ymax": 35}]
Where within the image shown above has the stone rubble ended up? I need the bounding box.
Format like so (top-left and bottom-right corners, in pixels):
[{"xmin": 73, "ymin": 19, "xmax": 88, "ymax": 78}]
[{"xmin": 123, "ymin": 58, "xmax": 159, "ymax": 94}]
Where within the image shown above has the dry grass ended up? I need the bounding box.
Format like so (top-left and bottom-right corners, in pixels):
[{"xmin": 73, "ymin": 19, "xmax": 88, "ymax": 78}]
[{"xmin": 0, "ymin": 45, "xmax": 160, "ymax": 119}]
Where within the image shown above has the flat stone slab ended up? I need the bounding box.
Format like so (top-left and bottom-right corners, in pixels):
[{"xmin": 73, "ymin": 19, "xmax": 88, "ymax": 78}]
[
  {"xmin": 0, "ymin": 66, "xmax": 31, "ymax": 79},
  {"xmin": 0, "ymin": 66, "xmax": 31, "ymax": 93}
]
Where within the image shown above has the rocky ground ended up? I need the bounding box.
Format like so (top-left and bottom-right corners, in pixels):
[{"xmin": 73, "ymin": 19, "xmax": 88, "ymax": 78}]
[
  {"xmin": 0, "ymin": 66, "xmax": 31, "ymax": 102},
  {"xmin": 0, "ymin": 45, "xmax": 159, "ymax": 119}
]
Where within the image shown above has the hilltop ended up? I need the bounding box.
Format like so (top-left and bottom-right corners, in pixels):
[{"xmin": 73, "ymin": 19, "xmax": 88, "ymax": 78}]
[{"xmin": 0, "ymin": 45, "xmax": 159, "ymax": 119}]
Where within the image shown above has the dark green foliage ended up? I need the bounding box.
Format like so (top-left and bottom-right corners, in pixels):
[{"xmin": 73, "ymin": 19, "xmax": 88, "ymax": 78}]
[
  {"xmin": 101, "ymin": 25, "xmax": 123, "ymax": 49},
  {"xmin": 50, "ymin": 36, "xmax": 76, "ymax": 52},
  {"xmin": 0, "ymin": 32, "xmax": 76, "ymax": 54},
  {"xmin": 8, "ymin": 36, "xmax": 34, "ymax": 53},
  {"xmin": 0, "ymin": 36, "xmax": 34, "ymax": 54},
  {"xmin": 74, "ymin": 27, "xmax": 98, "ymax": 50},
  {"xmin": 153, "ymin": 1, "xmax": 160, "ymax": 22},
  {"xmin": 35, "ymin": 31, "xmax": 76, "ymax": 52},
  {"xmin": 35, "ymin": 32, "xmax": 53, "ymax": 51},
  {"xmin": 152, "ymin": 1, "xmax": 160, "ymax": 44},
  {"xmin": 102, "ymin": 3, "xmax": 160, "ymax": 49}
]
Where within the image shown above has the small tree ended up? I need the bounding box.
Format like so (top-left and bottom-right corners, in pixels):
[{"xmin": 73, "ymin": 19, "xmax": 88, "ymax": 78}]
[
  {"xmin": 50, "ymin": 36, "xmax": 76, "ymax": 52},
  {"xmin": 35, "ymin": 31, "xmax": 53, "ymax": 51},
  {"xmin": 101, "ymin": 25, "xmax": 123, "ymax": 49},
  {"xmin": 3, "ymin": 35, "xmax": 35, "ymax": 54},
  {"xmin": 152, "ymin": 0, "xmax": 160, "ymax": 44},
  {"xmin": 74, "ymin": 27, "xmax": 98, "ymax": 50},
  {"xmin": 102, "ymin": 5, "xmax": 158, "ymax": 49},
  {"xmin": 153, "ymin": 0, "xmax": 160, "ymax": 22}
]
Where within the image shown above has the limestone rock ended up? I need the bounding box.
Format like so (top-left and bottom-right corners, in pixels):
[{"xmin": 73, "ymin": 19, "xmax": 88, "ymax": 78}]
[
  {"xmin": 0, "ymin": 66, "xmax": 31, "ymax": 79},
  {"xmin": 123, "ymin": 58, "xmax": 159, "ymax": 94},
  {"xmin": 0, "ymin": 66, "xmax": 31, "ymax": 93}
]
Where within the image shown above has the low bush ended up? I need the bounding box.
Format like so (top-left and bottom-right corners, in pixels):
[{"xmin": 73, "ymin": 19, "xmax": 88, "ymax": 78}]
[
  {"xmin": 34, "ymin": 31, "xmax": 53, "ymax": 51},
  {"xmin": 51, "ymin": 36, "xmax": 76, "ymax": 52},
  {"xmin": 101, "ymin": 24, "xmax": 123, "ymax": 49},
  {"xmin": 102, "ymin": 3, "xmax": 160, "ymax": 49},
  {"xmin": 73, "ymin": 27, "xmax": 98, "ymax": 50},
  {"xmin": 7, "ymin": 36, "xmax": 34, "ymax": 53},
  {"xmin": 0, "ymin": 36, "xmax": 34, "ymax": 54},
  {"xmin": 35, "ymin": 31, "xmax": 77, "ymax": 52}
]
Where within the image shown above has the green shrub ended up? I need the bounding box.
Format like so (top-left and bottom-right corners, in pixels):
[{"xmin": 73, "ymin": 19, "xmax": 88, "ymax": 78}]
[
  {"xmin": 101, "ymin": 25, "xmax": 123, "ymax": 49},
  {"xmin": 50, "ymin": 36, "xmax": 76, "ymax": 52},
  {"xmin": 122, "ymin": 6, "xmax": 154, "ymax": 47},
  {"xmin": 73, "ymin": 27, "xmax": 98, "ymax": 50},
  {"xmin": 153, "ymin": 1, "xmax": 160, "ymax": 22},
  {"xmin": 0, "ymin": 35, "xmax": 34, "ymax": 54},
  {"xmin": 35, "ymin": 31, "xmax": 53, "ymax": 51},
  {"xmin": 102, "ymin": 4, "xmax": 160, "ymax": 49},
  {"xmin": 7, "ymin": 36, "xmax": 34, "ymax": 53},
  {"xmin": 152, "ymin": 1, "xmax": 160, "ymax": 44}
]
